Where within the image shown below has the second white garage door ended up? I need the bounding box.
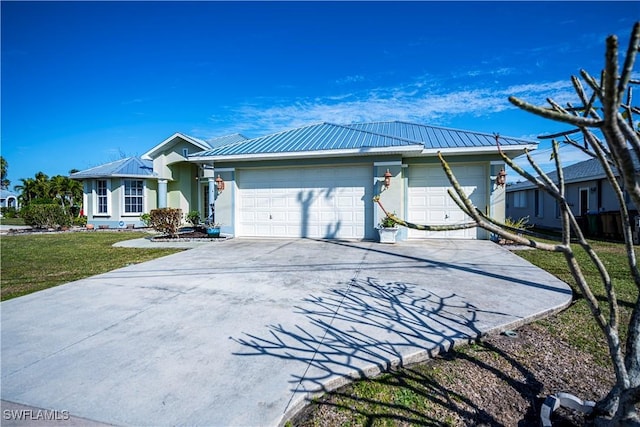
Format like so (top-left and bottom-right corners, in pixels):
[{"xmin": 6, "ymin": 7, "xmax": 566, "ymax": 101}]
[
  {"xmin": 407, "ymin": 163, "xmax": 487, "ymax": 239},
  {"xmin": 238, "ymin": 166, "xmax": 372, "ymax": 239}
]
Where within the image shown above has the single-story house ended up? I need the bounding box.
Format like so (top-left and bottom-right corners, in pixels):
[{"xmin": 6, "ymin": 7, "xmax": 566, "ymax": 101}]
[
  {"xmin": 0, "ymin": 188, "xmax": 19, "ymax": 211},
  {"xmin": 506, "ymin": 157, "xmax": 640, "ymax": 239},
  {"xmin": 70, "ymin": 121, "xmax": 537, "ymax": 241}
]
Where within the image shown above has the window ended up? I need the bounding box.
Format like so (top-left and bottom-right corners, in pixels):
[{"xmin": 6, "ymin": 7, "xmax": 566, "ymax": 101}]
[
  {"xmin": 96, "ymin": 180, "xmax": 109, "ymax": 214},
  {"xmin": 513, "ymin": 191, "xmax": 527, "ymax": 208},
  {"xmin": 182, "ymin": 148, "xmax": 189, "ymax": 157},
  {"xmin": 123, "ymin": 180, "xmax": 144, "ymax": 214}
]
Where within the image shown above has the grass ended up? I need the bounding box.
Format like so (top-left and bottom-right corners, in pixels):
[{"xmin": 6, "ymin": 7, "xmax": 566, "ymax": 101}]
[
  {"xmin": 0, "ymin": 217, "xmax": 26, "ymax": 226},
  {"xmin": 517, "ymin": 241, "xmax": 639, "ymax": 364},
  {"xmin": 0, "ymin": 231, "xmax": 182, "ymax": 300}
]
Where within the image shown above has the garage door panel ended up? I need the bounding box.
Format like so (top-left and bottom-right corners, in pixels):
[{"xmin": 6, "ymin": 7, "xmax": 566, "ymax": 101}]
[
  {"xmin": 408, "ymin": 164, "xmax": 486, "ymax": 239},
  {"xmin": 238, "ymin": 166, "xmax": 371, "ymax": 239},
  {"xmin": 270, "ymin": 197, "xmax": 287, "ymax": 208},
  {"xmin": 337, "ymin": 195, "xmax": 355, "ymax": 207}
]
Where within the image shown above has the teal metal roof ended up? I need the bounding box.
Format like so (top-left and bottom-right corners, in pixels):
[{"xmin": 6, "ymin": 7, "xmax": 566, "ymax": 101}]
[
  {"xmin": 191, "ymin": 122, "xmax": 423, "ymax": 157},
  {"xmin": 207, "ymin": 133, "xmax": 248, "ymax": 148},
  {"xmin": 69, "ymin": 157, "xmax": 156, "ymax": 179},
  {"xmin": 191, "ymin": 121, "xmax": 536, "ymax": 160},
  {"xmin": 347, "ymin": 121, "xmax": 534, "ymax": 148}
]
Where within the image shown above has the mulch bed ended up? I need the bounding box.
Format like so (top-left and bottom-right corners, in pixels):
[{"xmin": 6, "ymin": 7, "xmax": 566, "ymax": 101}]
[{"xmin": 151, "ymin": 230, "xmax": 229, "ymax": 241}]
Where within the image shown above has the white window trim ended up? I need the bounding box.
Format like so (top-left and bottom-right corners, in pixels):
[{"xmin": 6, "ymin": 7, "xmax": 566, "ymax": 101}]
[
  {"xmin": 121, "ymin": 179, "xmax": 146, "ymax": 217},
  {"xmin": 93, "ymin": 179, "xmax": 112, "ymax": 217}
]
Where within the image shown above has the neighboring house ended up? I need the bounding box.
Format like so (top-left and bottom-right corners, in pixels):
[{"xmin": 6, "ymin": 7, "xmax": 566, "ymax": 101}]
[
  {"xmin": 506, "ymin": 157, "xmax": 640, "ymax": 238},
  {"xmin": 71, "ymin": 121, "xmax": 536, "ymax": 240},
  {"xmin": 0, "ymin": 189, "xmax": 19, "ymax": 211}
]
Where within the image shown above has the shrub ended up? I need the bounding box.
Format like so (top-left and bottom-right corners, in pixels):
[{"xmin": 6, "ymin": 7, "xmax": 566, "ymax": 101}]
[
  {"xmin": 1, "ymin": 207, "xmax": 18, "ymax": 218},
  {"xmin": 140, "ymin": 213, "xmax": 152, "ymax": 228},
  {"xmin": 378, "ymin": 214, "xmax": 397, "ymax": 228},
  {"xmin": 504, "ymin": 216, "xmax": 533, "ymax": 230},
  {"xmin": 21, "ymin": 204, "xmax": 71, "ymax": 229},
  {"xmin": 73, "ymin": 215, "xmax": 88, "ymax": 227},
  {"xmin": 149, "ymin": 208, "xmax": 182, "ymax": 237},
  {"xmin": 186, "ymin": 210, "xmax": 201, "ymax": 227}
]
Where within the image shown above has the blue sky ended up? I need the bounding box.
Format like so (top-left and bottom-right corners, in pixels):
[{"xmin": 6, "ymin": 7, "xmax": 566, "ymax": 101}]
[{"xmin": 2, "ymin": 1, "xmax": 638, "ymax": 187}]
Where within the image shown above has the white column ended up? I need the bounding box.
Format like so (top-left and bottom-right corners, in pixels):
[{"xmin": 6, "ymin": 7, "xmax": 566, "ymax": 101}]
[
  {"xmin": 207, "ymin": 177, "xmax": 216, "ymax": 220},
  {"xmin": 158, "ymin": 179, "xmax": 168, "ymax": 208}
]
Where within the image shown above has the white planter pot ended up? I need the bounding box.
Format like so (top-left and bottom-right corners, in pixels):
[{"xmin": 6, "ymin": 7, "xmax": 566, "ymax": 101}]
[{"xmin": 377, "ymin": 227, "xmax": 398, "ymax": 243}]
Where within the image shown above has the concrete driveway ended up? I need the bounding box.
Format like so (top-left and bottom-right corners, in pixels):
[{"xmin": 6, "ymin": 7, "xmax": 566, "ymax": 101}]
[{"xmin": 1, "ymin": 238, "xmax": 572, "ymax": 426}]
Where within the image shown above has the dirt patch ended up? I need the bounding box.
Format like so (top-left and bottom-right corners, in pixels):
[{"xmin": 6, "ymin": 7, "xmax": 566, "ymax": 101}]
[{"xmin": 291, "ymin": 322, "xmax": 613, "ymax": 426}]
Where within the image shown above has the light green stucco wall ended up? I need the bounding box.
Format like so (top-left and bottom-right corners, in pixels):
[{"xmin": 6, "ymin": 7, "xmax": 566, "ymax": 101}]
[
  {"xmin": 167, "ymin": 162, "xmax": 198, "ymax": 221},
  {"xmin": 373, "ymin": 162, "xmax": 405, "ymax": 239},
  {"xmin": 212, "ymin": 170, "xmax": 234, "ymax": 233}
]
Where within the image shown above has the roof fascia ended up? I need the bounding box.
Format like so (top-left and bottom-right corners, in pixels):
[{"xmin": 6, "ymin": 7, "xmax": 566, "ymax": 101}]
[
  {"xmin": 70, "ymin": 174, "xmax": 158, "ymax": 180},
  {"xmin": 187, "ymin": 145, "xmax": 424, "ymax": 163},
  {"xmin": 506, "ymin": 173, "xmax": 617, "ymax": 191},
  {"xmin": 419, "ymin": 144, "xmax": 538, "ymax": 156},
  {"xmin": 142, "ymin": 132, "xmax": 211, "ymax": 160}
]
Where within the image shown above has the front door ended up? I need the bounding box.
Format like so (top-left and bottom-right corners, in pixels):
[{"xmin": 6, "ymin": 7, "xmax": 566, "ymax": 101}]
[{"xmin": 579, "ymin": 188, "xmax": 589, "ymax": 216}]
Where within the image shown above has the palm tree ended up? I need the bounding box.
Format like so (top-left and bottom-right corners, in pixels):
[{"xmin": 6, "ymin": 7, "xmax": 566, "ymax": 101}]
[
  {"xmin": 0, "ymin": 156, "xmax": 9, "ymax": 190},
  {"xmin": 48, "ymin": 175, "xmax": 83, "ymax": 215},
  {"xmin": 15, "ymin": 177, "xmax": 37, "ymax": 205},
  {"xmin": 48, "ymin": 175, "xmax": 69, "ymax": 214}
]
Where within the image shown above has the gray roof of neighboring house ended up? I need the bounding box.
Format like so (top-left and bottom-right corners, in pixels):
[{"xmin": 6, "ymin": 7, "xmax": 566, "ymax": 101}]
[
  {"xmin": 69, "ymin": 157, "xmax": 157, "ymax": 179},
  {"xmin": 347, "ymin": 121, "xmax": 535, "ymax": 148},
  {"xmin": 507, "ymin": 156, "xmax": 640, "ymax": 191},
  {"xmin": 190, "ymin": 121, "xmax": 536, "ymax": 159}
]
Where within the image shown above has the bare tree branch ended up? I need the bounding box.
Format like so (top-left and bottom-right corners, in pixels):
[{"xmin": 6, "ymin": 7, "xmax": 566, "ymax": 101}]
[{"xmin": 508, "ymin": 96, "xmax": 603, "ymax": 128}]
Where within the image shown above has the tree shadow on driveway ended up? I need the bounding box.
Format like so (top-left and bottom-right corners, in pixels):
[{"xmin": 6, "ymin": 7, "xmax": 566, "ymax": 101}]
[{"xmin": 231, "ymin": 275, "xmax": 540, "ymax": 425}]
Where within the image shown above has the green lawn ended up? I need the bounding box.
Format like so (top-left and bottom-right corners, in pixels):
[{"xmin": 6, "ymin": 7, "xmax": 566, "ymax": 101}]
[
  {"xmin": 0, "ymin": 231, "xmax": 181, "ymax": 300},
  {"xmin": 0, "ymin": 217, "xmax": 26, "ymax": 226},
  {"xmin": 516, "ymin": 241, "xmax": 639, "ymax": 363}
]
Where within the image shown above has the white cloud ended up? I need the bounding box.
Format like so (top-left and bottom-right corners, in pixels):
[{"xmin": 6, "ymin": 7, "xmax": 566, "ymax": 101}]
[
  {"xmin": 206, "ymin": 77, "xmax": 580, "ymax": 138},
  {"xmin": 335, "ymin": 75, "xmax": 364, "ymax": 85}
]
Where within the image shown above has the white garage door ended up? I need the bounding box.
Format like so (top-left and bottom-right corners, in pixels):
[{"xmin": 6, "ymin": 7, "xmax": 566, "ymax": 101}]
[
  {"xmin": 238, "ymin": 166, "xmax": 372, "ymax": 239},
  {"xmin": 407, "ymin": 164, "xmax": 487, "ymax": 239}
]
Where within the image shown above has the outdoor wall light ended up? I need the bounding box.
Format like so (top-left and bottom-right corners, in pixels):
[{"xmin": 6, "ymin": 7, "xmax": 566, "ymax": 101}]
[
  {"xmin": 215, "ymin": 174, "xmax": 225, "ymax": 194},
  {"xmin": 384, "ymin": 169, "xmax": 392, "ymax": 189},
  {"xmin": 495, "ymin": 169, "xmax": 507, "ymax": 187}
]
